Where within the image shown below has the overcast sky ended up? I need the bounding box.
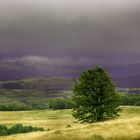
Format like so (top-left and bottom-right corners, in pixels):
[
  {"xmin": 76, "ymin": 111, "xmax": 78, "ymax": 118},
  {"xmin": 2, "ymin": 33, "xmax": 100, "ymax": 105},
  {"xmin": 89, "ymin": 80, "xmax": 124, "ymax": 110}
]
[{"xmin": 0, "ymin": 0, "xmax": 140, "ymax": 66}]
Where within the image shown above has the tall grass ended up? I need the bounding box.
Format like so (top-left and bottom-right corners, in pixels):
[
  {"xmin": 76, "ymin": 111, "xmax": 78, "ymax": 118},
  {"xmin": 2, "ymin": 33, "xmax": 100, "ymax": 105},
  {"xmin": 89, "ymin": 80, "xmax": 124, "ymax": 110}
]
[{"xmin": 0, "ymin": 106, "xmax": 139, "ymax": 140}]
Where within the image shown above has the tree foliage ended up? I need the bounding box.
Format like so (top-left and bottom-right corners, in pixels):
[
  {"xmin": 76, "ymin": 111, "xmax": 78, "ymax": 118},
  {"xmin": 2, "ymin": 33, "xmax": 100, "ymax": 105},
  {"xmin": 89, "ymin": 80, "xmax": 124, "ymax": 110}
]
[
  {"xmin": 72, "ymin": 67, "xmax": 120, "ymax": 123},
  {"xmin": 48, "ymin": 97, "xmax": 73, "ymax": 110},
  {"xmin": 0, "ymin": 124, "xmax": 44, "ymax": 136},
  {"xmin": 119, "ymin": 92, "xmax": 140, "ymax": 106}
]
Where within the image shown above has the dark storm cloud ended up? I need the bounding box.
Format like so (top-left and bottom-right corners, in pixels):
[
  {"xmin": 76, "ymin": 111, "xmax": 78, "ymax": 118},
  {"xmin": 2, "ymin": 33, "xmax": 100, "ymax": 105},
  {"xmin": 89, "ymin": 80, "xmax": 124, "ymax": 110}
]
[{"xmin": 0, "ymin": 0, "xmax": 140, "ymax": 65}]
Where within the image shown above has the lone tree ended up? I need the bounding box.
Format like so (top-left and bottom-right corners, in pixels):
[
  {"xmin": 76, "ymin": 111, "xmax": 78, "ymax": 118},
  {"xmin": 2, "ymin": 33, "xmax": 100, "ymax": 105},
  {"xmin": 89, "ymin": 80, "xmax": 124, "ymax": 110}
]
[{"xmin": 72, "ymin": 67, "xmax": 120, "ymax": 123}]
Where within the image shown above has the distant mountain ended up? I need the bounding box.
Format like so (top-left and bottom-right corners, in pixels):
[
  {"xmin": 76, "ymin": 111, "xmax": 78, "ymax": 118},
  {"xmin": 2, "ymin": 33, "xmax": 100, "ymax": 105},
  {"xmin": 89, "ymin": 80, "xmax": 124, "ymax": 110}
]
[
  {"xmin": 0, "ymin": 61, "xmax": 83, "ymax": 80},
  {"xmin": 0, "ymin": 61, "xmax": 140, "ymax": 88},
  {"xmin": 0, "ymin": 77, "xmax": 73, "ymax": 91}
]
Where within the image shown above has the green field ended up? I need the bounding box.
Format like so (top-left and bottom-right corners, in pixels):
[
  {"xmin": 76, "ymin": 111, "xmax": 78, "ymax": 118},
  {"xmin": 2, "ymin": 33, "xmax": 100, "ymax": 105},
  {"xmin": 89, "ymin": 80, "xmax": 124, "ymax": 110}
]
[{"xmin": 0, "ymin": 106, "xmax": 140, "ymax": 140}]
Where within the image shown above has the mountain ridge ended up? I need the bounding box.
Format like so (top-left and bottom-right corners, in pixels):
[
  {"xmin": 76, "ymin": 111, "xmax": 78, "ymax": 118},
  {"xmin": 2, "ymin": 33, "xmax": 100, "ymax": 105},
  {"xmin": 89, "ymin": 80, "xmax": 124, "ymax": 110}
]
[{"xmin": 0, "ymin": 61, "xmax": 140, "ymax": 88}]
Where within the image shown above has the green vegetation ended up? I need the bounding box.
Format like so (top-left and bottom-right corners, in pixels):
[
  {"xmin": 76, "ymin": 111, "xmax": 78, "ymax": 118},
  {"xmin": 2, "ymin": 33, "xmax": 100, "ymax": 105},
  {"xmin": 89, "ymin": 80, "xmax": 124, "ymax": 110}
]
[
  {"xmin": 72, "ymin": 67, "xmax": 120, "ymax": 123},
  {"xmin": 0, "ymin": 124, "xmax": 44, "ymax": 136},
  {"xmin": 0, "ymin": 77, "xmax": 73, "ymax": 110},
  {"xmin": 119, "ymin": 92, "xmax": 140, "ymax": 106},
  {"xmin": 0, "ymin": 103, "xmax": 33, "ymax": 111},
  {"xmin": 0, "ymin": 103, "xmax": 48, "ymax": 111},
  {"xmin": 48, "ymin": 97, "xmax": 73, "ymax": 110},
  {"xmin": 0, "ymin": 97, "xmax": 73, "ymax": 111},
  {"xmin": 0, "ymin": 89, "xmax": 71, "ymax": 105},
  {"xmin": 0, "ymin": 106, "xmax": 139, "ymax": 140},
  {"xmin": 0, "ymin": 89, "xmax": 139, "ymax": 112}
]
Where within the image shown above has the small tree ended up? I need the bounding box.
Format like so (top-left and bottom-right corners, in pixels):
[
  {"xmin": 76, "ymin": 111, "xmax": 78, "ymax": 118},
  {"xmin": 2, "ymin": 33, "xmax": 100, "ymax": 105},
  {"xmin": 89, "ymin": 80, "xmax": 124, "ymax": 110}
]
[
  {"xmin": 72, "ymin": 67, "xmax": 120, "ymax": 123},
  {"xmin": 48, "ymin": 97, "xmax": 66, "ymax": 110},
  {"xmin": 48, "ymin": 97, "xmax": 73, "ymax": 110}
]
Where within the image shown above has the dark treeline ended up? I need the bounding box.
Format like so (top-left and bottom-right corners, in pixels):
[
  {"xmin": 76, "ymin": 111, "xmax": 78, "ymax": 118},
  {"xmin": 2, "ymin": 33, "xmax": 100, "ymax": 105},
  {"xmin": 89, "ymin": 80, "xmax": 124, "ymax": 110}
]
[
  {"xmin": 0, "ymin": 124, "xmax": 44, "ymax": 136},
  {"xmin": 48, "ymin": 97, "xmax": 73, "ymax": 110},
  {"xmin": 0, "ymin": 97, "xmax": 73, "ymax": 111},
  {"xmin": 44, "ymin": 94, "xmax": 140, "ymax": 109},
  {"xmin": 0, "ymin": 93, "xmax": 139, "ymax": 111},
  {"xmin": 119, "ymin": 92, "xmax": 140, "ymax": 106},
  {"xmin": 0, "ymin": 103, "xmax": 47, "ymax": 111}
]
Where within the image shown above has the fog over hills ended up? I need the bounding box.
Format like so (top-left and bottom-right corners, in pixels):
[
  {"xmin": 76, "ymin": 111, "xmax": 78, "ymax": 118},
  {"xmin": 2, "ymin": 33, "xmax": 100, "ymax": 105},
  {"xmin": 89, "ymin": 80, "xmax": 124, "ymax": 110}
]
[
  {"xmin": 0, "ymin": 60, "xmax": 140, "ymax": 88},
  {"xmin": 0, "ymin": 0, "xmax": 140, "ymax": 87}
]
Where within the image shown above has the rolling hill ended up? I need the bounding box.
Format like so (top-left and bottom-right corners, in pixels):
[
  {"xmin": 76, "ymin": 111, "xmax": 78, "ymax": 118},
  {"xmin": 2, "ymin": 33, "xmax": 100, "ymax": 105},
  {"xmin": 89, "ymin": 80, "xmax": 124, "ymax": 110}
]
[
  {"xmin": 0, "ymin": 61, "xmax": 140, "ymax": 88},
  {"xmin": 0, "ymin": 77, "xmax": 74, "ymax": 90}
]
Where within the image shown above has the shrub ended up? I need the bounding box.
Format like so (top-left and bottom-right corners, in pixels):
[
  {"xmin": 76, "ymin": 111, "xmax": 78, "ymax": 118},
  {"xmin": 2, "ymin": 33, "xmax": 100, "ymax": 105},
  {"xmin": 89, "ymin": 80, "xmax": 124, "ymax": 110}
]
[
  {"xmin": 134, "ymin": 101, "xmax": 140, "ymax": 106},
  {"xmin": 119, "ymin": 92, "xmax": 140, "ymax": 106},
  {"xmin": 0, "ymin": 103, "xmax": 49, "ymax": 111},
  {"xmin": 0, "ymin": 125, "xmax": 8, "ymax": 136},
  {"xmin": 0, "ymin": 103, "xmax": 33, "ymax": 111},
  {"xmin": 0, "ymin": 124, "xmax": 44, "ymax": 136},
  {"xmin": 48, "ymin": 97, "xmax": 73, "ymax": 110}
]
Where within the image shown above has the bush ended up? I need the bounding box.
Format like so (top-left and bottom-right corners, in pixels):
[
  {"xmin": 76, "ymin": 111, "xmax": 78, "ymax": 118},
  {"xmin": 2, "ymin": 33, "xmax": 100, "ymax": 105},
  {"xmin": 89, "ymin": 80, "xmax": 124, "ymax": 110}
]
[
  {"xmin": 134, "ymin": 101, "xmax": 140, "ymax": 106},
  {"xmin": 119, "ymin": 92, "xmax": 140, "ymax": 106},
  {"xmin": 0, "ymin": 124, "xmax": 44, "ymax": 136},
  {"xmin": 48, "ymin": 97, "xmax": 73, "ymax": 110},
  {"xmin": 0, "ymin": 103, "xmax": 48, "ymax": 111},
  {"xmin": 0, "ymin": 125, "xmax": 8, "ymax": 136},
  {"xmin": 0, "ymin": 103, "xmax": 33, "ymax": 111}
]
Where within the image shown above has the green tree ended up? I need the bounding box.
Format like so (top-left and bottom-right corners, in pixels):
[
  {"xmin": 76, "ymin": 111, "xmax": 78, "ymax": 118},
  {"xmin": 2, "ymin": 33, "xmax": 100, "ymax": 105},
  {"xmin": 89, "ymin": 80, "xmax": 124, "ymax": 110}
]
[
  {"xmin": 48, "ymin": 97, "xmax": 73, "ymax": 110},
  {"xmin": 48, "ymin": 97, "xmax": 66, "ymax": 110},
  {"xmin": 72, "ymin": 67, "xmax": 120, "ymax": 123}
]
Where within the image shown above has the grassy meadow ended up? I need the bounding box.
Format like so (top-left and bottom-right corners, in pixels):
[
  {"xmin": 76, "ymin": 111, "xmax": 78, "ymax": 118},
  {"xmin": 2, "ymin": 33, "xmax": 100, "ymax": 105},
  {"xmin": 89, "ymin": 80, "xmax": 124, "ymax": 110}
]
[{"xmin": 0, "ymin": 106, "xmax": 139, "ymax": 140}]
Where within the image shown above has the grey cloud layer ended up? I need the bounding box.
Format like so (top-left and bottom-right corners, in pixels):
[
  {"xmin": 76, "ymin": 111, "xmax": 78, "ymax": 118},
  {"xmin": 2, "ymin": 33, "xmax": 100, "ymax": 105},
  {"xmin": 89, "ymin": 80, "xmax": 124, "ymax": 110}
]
[
  {"xmin": 3, "ymin": 56, "xmax": 96, "ymax": 66},
  {"xmin": 0, "ymin": 0, "xmax": 140, "ymax": 65}
]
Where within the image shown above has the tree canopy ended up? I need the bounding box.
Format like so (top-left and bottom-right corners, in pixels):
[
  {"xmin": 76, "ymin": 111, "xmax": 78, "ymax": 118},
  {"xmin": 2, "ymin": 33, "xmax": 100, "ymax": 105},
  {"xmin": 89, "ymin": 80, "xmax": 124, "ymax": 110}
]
[{"xmin": 72, "ymin": 67, "xmax": 120, "ymax": 123}]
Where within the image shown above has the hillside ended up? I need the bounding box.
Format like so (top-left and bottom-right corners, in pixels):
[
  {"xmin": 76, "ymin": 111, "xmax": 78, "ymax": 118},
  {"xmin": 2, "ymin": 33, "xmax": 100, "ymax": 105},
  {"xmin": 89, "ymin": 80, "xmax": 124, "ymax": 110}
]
[
  {"xmin": 0, "ymin": 77, "xmax": 73, "ymax": 105},
  {"xmin": 0, "ymin": 61, "xmax": 140, "ymax": 88},
  {"xmin": 0, "ymin": 89, "xmax": 72, "ymax": 105},
  {"xmin": 0, "ymin": 77, "xmax": 74, "ymax": 90}
]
